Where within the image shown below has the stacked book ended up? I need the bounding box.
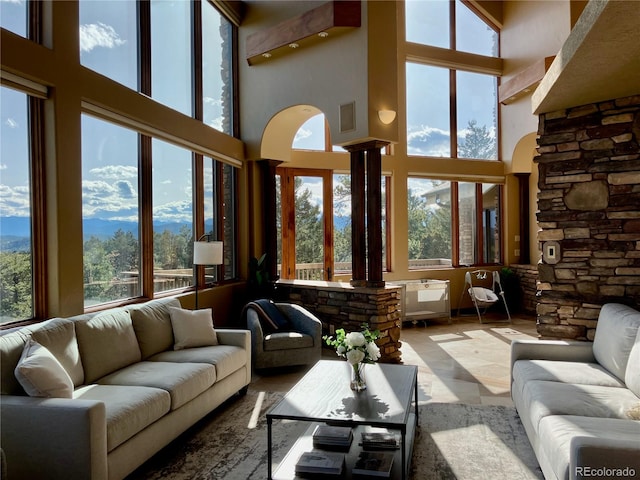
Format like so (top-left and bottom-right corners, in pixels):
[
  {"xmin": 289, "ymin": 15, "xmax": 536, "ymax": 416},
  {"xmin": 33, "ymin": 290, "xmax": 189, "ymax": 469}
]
[
  {"xmin": 360, "ymin": 428, "xmax": 401, "ymax": 450},
  {"xmin": 353, "ymin": 451, "xmax": 394, "ymax": 478},
  {"xmin": 312, "ymin": 424, "xmax": 354, "ymax": 450},
  {"xmin": 295, "ymin": 450, "xmax": 345, "ymax": 477}
]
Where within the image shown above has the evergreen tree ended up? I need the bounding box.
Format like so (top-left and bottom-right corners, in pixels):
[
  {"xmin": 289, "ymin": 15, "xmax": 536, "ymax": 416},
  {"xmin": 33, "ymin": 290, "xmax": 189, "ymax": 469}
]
[{"xmin": 458, "ymin": 119, "xmax": 496, "ymax": 160}]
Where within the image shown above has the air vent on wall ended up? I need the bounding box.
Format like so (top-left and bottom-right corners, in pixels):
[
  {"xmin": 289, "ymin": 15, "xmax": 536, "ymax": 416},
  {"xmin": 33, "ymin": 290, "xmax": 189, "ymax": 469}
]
[{"xmin": 340, "ymin": 102, "xmax": 356, "ymax": 133}]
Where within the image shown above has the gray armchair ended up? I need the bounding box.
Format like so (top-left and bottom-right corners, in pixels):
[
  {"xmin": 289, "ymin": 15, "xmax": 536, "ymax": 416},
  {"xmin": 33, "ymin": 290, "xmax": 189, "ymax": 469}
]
[{"xmin": 245, "ymin": 301, "xmax": 322, "ymax": 370}]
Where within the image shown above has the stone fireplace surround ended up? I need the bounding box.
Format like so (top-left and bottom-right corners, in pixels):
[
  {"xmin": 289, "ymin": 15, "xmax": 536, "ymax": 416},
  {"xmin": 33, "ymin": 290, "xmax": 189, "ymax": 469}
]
[{"xmin": 536, "ymin": 94, "xmax": 640, "ymax": 340}]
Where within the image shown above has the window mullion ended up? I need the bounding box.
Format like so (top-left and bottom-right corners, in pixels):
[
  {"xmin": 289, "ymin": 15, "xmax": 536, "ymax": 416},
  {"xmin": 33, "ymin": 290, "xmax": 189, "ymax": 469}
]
[
  {"xmin": 140, "ymin": 134, "xmax": 154, "ymax": 298},
  {"xmin": 139, "ymin": 0, "xmax": 151, "ymax": 96},
  {"xmin": 475, "ymin": 183, "xmax": 484, "ymax": 265},
  {"xmin": 29, "ymin": 96, "xmax": 46, "ymax": 319}
]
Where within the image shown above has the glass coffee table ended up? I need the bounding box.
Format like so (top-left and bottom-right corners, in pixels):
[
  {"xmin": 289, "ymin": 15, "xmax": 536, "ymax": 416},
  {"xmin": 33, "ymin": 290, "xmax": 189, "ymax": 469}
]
[{"xmin": 267, "ymin": 359, "xmax": 419, "ymax": 479}]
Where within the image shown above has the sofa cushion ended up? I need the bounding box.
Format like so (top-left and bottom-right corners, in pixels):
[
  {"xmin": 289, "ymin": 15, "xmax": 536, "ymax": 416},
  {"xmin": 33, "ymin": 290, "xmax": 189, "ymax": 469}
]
[
  {"xmin": 625, "ymin": 328, "xmax": 640, "ymax": 397},
  {"xmin": 150, "ymin": 345, "xmax": 247, "ymax": 381},
  {"xmin": 129, "ymin": 298, "xmax": 180, "ymax": 359},
  {"xmin": 169, "ymin": 307, "xmax": 218, "ymax": 350},
  {"xmin": 97, "ymin": 361, "xmax": 215, "ymax": 410},
  {"xmin": 74, "ymin": 384, "xmax": 171, "ymax": 452},
  {"xmin": 14, "ymin": 339, "xmax": 74, "ymax": 398},
  {"xmin": 264, "ymin": 331, "xmax": 313, "ymax": 351},
  {"xmin": 523, "ymin": 380, "xmax": 640, "ymax": 433},
  {"xmin": 538, "ymin": 415, "xmax": 640, "ymax": 480},
  {"xmin": 75, "ymin": 309, "xmax": 142, "ymax": 384},
  {"xmin": 593, "ymin": 303, "xmax": 640, "ymax": 382},
  {"xmin": 28, "ymin": 318, "xmax": 84, "ymax": 387},
  {"xmin": 512, "ymin": 359, "xmax": 626, "ymax": 393},
  {"xmin": 0, "ymin": 330, "xmax": 29, "ymax": 395}
]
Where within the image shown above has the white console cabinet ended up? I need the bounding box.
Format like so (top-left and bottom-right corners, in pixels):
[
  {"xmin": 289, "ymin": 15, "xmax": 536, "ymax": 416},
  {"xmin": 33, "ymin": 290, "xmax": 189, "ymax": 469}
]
[{"xmin": 391, "ymin": 279, "xmax": 451, "ymax": 324}]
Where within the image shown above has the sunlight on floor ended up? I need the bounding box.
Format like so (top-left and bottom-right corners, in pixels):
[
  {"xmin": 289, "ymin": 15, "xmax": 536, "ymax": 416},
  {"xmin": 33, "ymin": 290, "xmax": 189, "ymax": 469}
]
[{"xmin": 248, "ymin": 390, "xmax": 266, "ymax": 429}]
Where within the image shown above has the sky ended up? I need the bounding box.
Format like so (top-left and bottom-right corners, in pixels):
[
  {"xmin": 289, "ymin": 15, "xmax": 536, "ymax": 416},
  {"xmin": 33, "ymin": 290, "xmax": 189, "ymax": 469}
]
[{"xmin": 1, "ymin": 0, "xmax": 498, "ymax": 230}]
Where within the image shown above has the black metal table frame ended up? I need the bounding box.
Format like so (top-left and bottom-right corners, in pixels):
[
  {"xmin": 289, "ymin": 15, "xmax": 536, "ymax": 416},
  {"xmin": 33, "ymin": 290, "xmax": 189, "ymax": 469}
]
[{"xmin": 267, "ymin": 361, "xmax": 419, "ymax": 480}]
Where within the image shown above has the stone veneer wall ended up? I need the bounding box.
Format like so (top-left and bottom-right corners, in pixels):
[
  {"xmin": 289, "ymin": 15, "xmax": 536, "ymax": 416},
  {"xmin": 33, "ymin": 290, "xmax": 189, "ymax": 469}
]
[
  {"xmin": 510, "ymin": 264, "xmax": 538, "ymax": 315},
  {"xmin": 535, "ymin": 94, "xmax": 640, "ymax": 340},
  {"xmin": 276, "ymin": 280, "xmax": 403, "ymax": 363}
]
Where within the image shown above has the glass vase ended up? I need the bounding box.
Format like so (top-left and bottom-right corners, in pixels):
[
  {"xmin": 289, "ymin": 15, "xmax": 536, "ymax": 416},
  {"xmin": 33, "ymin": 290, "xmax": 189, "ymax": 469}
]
[{"xmin": 350, "ymin": 362, "xmax": 367, "ymax": 392}]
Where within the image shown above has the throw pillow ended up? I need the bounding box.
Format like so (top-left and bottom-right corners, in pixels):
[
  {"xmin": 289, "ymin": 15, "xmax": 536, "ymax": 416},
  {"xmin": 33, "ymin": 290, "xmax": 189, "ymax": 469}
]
[
  {"xmin": 14, "ymin": 339, "xmax": 74, "ymax": 398},
  {"xmin": 169, "ymin": 307, "xmax": 218, "ymax": 350}
]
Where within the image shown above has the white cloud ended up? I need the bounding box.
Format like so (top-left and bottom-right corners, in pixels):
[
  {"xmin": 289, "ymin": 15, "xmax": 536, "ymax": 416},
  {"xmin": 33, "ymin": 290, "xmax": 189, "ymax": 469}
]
[
  {"xmin": 5, "ymin": 118, "xmax": 18, "ymax": 128},
  {"xmin": 80, "ymin": 22, "xmax": 126, "ymax": 53},
  {"xmin": 0, "ymin": 183, "xmax": 31, "ymax": 217},
  {"xmin": 89, "ymin": 165, "xmax": 137, "ymax": 180},
  {"xmin": 0, "ymin": 164, "xmax": 7, "ymax": 170},
  {"xmin": 294, "ymin": 127, "xmax": 313, "ymax": 144},
  {"xmin": 0, "ymin": 0, "xmax": 24, "ymax": 4},
  {"xmin": 81, "ymin": 179, "xmax": 137, "ymax": 218}
]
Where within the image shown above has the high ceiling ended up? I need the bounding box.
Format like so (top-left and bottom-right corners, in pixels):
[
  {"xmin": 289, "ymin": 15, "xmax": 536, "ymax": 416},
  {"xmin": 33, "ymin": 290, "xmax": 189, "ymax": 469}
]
[{"xmin": 533, "ymin": 0, "xmax": 640, "ymax": 114}]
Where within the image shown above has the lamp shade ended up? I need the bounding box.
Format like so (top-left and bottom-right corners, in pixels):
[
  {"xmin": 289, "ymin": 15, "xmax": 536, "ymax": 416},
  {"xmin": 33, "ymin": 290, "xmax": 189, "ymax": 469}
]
[{"xmin": 193, "ymin": 241, "xmax": 224, "ymax": 265}]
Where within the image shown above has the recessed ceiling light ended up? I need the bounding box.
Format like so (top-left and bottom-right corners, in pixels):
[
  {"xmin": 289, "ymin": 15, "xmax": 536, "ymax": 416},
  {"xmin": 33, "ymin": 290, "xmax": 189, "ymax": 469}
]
[
  {"xmin": 262, "ymin": 52, "xmax": 272, "ymax": 58},
  {"xmin": 289, "ymin": 43, "xmax": 299, "ymax": 49},
  {"xmin": 318, "ymin": 32, "xmax": 329, "ymax": 38}
]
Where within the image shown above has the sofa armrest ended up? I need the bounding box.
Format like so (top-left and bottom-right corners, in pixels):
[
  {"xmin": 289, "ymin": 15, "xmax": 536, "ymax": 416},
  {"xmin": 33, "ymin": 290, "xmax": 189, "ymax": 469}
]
[
  {"xmin": 510, "ymin": 339, "xmax": 596, "ymax": 372},
  {"xmin": 216, "ymin": 329, "xmax": 252, "ymax": 385},
  {"xmin": 571, "ymin": 436, "xmax": 640, "ymax": 480},
  {"xmin": 216, "ymin": 328, "xmax": 250, "ymax": 351},
  {"xmin": 0, "ymin": 395, "xmax": 108, "ymax": 480}
]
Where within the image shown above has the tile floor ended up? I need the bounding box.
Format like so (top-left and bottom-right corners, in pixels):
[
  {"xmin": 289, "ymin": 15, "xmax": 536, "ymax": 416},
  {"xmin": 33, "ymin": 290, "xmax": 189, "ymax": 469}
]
[{"xmin": 250, "ymin": 313, "xmax": 539, "ymax": 406}]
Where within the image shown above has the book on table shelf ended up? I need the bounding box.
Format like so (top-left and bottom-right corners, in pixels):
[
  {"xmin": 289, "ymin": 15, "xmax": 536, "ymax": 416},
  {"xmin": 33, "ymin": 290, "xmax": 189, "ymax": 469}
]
[
  {"xmin": 359, "ymin": 427, "xmax": 401, "ymax": 450},
  {"xmin": 295, "ymin": 450, "xmax": 345, "ymax": 476},
  {"xmin": 352, "ymin": 451, "xmax": 394, "ymax": 478},
  {"xmin": 312, "ymin": 424, "xmax": 353, "ymax": 450}
]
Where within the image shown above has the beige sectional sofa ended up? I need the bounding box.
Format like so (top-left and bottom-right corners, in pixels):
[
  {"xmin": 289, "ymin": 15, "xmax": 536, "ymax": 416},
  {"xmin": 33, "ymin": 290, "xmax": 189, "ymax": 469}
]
[
  {"xmin": 0, "ymin": 297, "xmax": 251, "ymax": 480},
  {"xmin": 511, "ymin": 303, "xmax": 640, "ymax": 480}
]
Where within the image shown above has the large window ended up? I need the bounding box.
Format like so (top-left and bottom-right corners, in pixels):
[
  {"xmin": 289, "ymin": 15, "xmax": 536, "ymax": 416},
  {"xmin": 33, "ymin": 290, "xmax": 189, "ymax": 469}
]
[
  {"xmin": 405, "ymin": 0, "xmax": 498, "ymax": 160},
  {"xmin": 152, "ymin": 140, "xmax": 194, "ymax": 294},
  {"xmin": 79, "ymin": 0, "xmax": 235, "ymax": 132},
  {"xmin": 82, "ymin": 115, "xmax": 140, "ymax": 306},
  {"xmin": 408, "ymin": 178, "xmax": 501, "ymax": 269},
  {"xmin": 202, "ymin": 1, "xmax": 234, "ymax": 134},
  {"xmin": 406, "ymin": 0, "xmax": 498, "ymax": 57},
  {"xmin": 407, "ymin": 178, "xmax": 452, "ymax": 269},
  {"xmin": 79, "ymin": 0, "xmax": 138, "ymax": 90},
  {"xmin": 0, "ymin": 87, "xmax": 33, "ymax": 322},
  {"xmin": 458, "ymin": 182, "xmax": 502, "ymax": 266},
  {"xmin": 151, "ymin": 0, "xmax": 193, "ymax": 116}
]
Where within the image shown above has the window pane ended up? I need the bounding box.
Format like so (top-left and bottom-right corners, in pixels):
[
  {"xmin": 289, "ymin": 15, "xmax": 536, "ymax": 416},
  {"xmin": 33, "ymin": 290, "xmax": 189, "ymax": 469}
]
[
  {"xmin": 295, "ymin": 176, "xmax": 324, "ymax": 280},
  {"xmin": 482, "ymin": 184, "xmax": 500, "ymax": 263},
  {"xmin": 456, "ymin": 0, "xmax": 498, "ymax": 57},
  {"xmin": 202, "ymin": 1, "xmax": 233, "ymax": 134},
  {"xmin": 82, "ymin": 115, "xmax": 140, "ymax": 306},
  {"xmin": 457, "ymin": 71, "xmax": 497, "ymax": 160},
  {"xmin": 405, "ymin": 0, "xmax": 449, "ymax": 48},
  {"xmin": 293, "ymin": 114, "xmax": 325, "ymax": 151},
  {"xmin": 0, "ymin": 87, "xmax": 33, "ymax": 322},
  {"xmin": 407, "ymin": 178, "xmax": 452, "ymax": 269},
  {"xmin": 79, "ymin": 0, "xmax": 138, "ymax": 90},
  {"xmin": 152, "ymin": 139, "xmax": 193, "ymax": 293},
  {"xmin": 1, "ymin": 0, "xmax": 27, "ymax": 37},
  {"xmin": 333, "ymin": 174, "xmax": 351, "ymax": 275},
  {"xmin": 151, "ymin": 0, "xmax": 192, "ymax": 116},
  {"xmin": 221, "ymin": 163, "xmax": 236, "ymax": 280},
  {"xmin": 406, "ymin": 63, "xmax": 450, "ymax": 157},
  {"xmin": 203, "ymin": 156, "xmax": 216, "ymax": 284},
  {"xmin": 458, "ymin": 182, "xmax": 476, "ymax": 265}
]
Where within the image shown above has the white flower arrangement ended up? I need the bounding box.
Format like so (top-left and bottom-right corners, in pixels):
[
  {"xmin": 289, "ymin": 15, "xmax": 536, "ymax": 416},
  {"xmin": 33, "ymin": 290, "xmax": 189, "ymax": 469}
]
[{"xmin": 323, "ymin": 324, "xmax": 381, "ymax": 365}]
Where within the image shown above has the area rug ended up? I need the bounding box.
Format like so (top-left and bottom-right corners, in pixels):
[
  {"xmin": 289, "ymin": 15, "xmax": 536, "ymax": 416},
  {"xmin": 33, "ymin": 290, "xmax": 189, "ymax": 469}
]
[
  {"xmin": 127, "ymin": 392, "xmax": 543, "ymax": 479},
  {"xmin": 412, "ymin": 403, "xmax": 543, "ymax": 480}
]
